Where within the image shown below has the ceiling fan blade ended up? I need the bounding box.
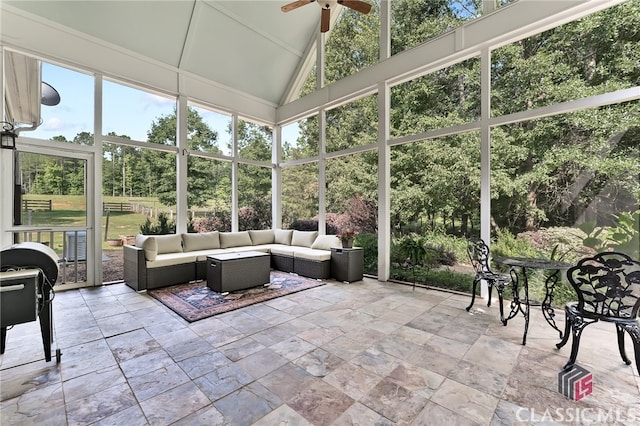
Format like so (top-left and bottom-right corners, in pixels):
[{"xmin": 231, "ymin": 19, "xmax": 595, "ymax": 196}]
[
  {"xmin": 281, "ymin": 0, "xmax": 315, "ymax": 13},
  {"xmin": 321, "ymin": 8, "xmax": 330, "ymax": 32},
  {"xmin": 338, "ymin": 0, "xmax": 372, "ymax": 14}
]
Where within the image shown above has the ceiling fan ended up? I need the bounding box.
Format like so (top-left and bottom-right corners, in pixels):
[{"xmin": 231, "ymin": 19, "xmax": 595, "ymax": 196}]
[{"xmin": 282, "ymin": 0, "xmax": 372, "ymax": 33}]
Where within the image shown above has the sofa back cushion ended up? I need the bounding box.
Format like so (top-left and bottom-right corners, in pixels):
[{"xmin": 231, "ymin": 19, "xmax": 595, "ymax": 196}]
[
  {"xmin": 136, "ymin": 234, "xmax": 158, "ymax": 261},
  {"xmin": 311, "ymin": 234, "xmax": 341, "ymax": 250},
  {"xmin": 182, "ymin": 231, "xmax": 220, "ymax": 252},
  {"xmin": 291, "ymin": 230, "xmax": 318, "ymax": 248},
  {"xmin": 274, "ymin": 229, "xmax": 293, "ymax": 245},
  {"xmin": 249, "ymin": 229, "xmax": 275, "ymax": 245},
  {"xmin": 155, "ymin": 234, "xmax": 184, "ymax": 254},
  {"xmin": 219, "ymin": 231, "xmax": 252, "ymax": 248}
]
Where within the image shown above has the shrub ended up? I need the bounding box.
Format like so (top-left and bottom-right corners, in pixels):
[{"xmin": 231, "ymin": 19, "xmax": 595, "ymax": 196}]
[
  {"xmin": 490, "ymin": 228, "xmax": 539, "ymax": 259},
  {"xmin": 579, "ymin": 210, "xmax": 639, "ymax": 259},
  {"xmin": 139, "ymin": 211, "xmax": 175, "ymax": 235},
  {"xmin": 426, "ymin": 243, "xmax": 457, "ymax": 266},
  {"xmin": 355, "ymin": 233, "xmax": 377, "ymax": 275},
  {"xmin": 291, "ymin": 219, "xmax": 340, "ymax": 234},
  {"xmin": 192, "ymin": 212, "xmax": 231, "ymax": 232},
  {"xmin": 291, "ymin": 220, "xmax": 318, "ymax": 231}
]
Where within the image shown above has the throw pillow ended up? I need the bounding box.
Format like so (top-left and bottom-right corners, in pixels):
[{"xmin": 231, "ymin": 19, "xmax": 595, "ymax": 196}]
[
  {"xmin": 219, "ymin": 231, "xmax": 252, "ymax": 248},
  {"xmin": 311, "ymin": 234, "xmax": 341, "ymax": 250},
  {"xmin": 155, "ymin": 234, "xmax": 183, "ymax": 254},
  {"xmin": 249, "ymin": 229, "xmax": 275, "ymax": 245},
  {"xmin": 274, "ymin": 229, "xmax": 293, "ymax": 245},
  {"xmin": 291, "ymin": 230, "xmax": 318, "ymax": 247},
  {"xmin": 182, "ymin": 231, "xmax": 220, "ymax": 252}
]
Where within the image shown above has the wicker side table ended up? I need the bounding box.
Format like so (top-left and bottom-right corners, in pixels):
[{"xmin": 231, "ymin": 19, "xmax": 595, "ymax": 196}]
[{"xmin": 331, "ymin": 247, "xmax": 364, "ymax": 282}]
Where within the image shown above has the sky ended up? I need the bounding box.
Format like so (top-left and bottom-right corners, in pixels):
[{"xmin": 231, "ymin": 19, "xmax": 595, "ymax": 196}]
[{"xmin": 28, "ymin": 62, "xmax": 301, "ymax": 152}]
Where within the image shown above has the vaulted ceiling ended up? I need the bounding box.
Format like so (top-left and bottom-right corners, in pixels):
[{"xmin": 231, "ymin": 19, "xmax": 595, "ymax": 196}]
[{"xmin": 2, "ymin": 0, "xmax": 326, "ymax": 107}]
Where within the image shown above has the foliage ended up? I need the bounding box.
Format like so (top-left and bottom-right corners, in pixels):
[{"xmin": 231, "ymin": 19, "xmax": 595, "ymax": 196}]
[
  {"xmin": 579, "ymin": 210, "xmax": 640, "ymax": 259},
  {"xmin": 389, "ymin": 264, "xmax": 475, "ymax": 294},
  {"xmin": 393, "ymin": 233, "xmax": 441, "ymax": 287},
  {"xmin": 139, "ymin": 212, "xmax": 175, "ymax": 235},
  {"xmin": 489, "ymin": 228, "xmax": 540, "ymax": 260},
  {"xmin": 337, "ymin": 230, "xmax": 356, "ymax": 243},
  {"xmin": 192, "ymin": 212, "xmax": 231, "ymax": 232},
  {"xmin": 290, "ymin": 220, "xmax": 319, "ymax": 231},
  {"xmin": 354, "ymin": 233, "xmax": 378, "ymax": 275}
]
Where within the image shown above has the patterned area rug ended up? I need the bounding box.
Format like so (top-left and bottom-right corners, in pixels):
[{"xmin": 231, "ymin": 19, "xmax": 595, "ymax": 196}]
[{"xmin": 148, "ymin": 271, "xmax": 326, "ymax": 322}]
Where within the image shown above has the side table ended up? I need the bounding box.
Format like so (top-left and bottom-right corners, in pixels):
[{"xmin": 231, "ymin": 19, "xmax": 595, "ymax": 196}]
[{"xmin": 331, "ymin": 247, "xmax": 364, "ymax": 282}]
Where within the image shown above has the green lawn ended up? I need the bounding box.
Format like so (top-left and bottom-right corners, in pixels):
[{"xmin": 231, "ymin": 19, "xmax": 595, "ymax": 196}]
[{"xmin": 21, "ymin": 195, "xmax": 157, "ymax": 251}]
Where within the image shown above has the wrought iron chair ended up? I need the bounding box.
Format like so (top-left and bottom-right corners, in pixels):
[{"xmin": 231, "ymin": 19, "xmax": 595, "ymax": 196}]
[
  {"xmin": 556, "ymin": 252, "xmax": 640, "ymax": 374},
  {"xmin": 465, "ymin": 238, "xmax": 515, "ymax": 325}
]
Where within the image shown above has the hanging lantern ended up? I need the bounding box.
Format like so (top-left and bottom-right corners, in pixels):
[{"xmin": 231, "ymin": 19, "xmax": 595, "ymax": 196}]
[{"xmin": 1, "ymin": 122, "xmax": 17, "ymax": 150}]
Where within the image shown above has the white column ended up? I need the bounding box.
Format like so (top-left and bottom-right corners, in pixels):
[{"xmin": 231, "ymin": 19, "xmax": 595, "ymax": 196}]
[
  {"xmin": 377, "ymin": 82, "xmax": 390, "ymax": 281},
  {"xmin": 272, "ymin": 125, "xmax": 282, "ymax": 229},
  {"xmin": 176, "ymin": 95, "xmax": 188, "ymax": 234},
  {"xmin": 318, "ymin": 110, "xmax": 326, "ymax": 234},
  {"xmin": 0, "ymin": 47, "xmax": 13, "ymax": 247},
  {"xmin": 231, "ymin": 114, "xmax": 238, "ymax": 231},
  {"xmin": 480, "ymin": 47, "xmax": 491, "ymax": 299},
  {"xmin": 91, "ymin": 74, "xmax": 103, "ymax": 286}
]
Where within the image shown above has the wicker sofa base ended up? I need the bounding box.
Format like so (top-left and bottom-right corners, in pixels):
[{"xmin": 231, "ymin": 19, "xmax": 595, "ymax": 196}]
[
  {"xmin": 271, "ymin": 254, "xmax": 294, "ymax": 273},
  {"xmin": 294, "ymin": 258, "xmax": 331, "ymax": 279}
]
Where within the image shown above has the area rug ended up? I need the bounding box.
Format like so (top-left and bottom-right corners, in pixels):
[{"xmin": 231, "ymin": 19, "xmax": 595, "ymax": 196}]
[{"xmin": 148, "ymin": 271, "xmax": 326, "ymax": 322}]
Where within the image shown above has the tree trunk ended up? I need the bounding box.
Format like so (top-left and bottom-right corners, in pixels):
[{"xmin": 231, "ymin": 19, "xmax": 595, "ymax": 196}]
[{"xmin": 525, "ymin": 185, "xmax": 537, "ymax": 231}]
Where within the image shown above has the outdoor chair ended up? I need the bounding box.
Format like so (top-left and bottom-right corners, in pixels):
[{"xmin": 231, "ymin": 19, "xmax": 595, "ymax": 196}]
[
  {"xmin": 465, "ymin": 238, "xmax": 515, "ymax": 325},
  {"xmin": 556, "ymin": 252, "xmax": 640, "ymax": 375}
]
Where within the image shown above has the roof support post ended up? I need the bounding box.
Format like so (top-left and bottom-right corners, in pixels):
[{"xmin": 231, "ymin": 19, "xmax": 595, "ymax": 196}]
[
  {"xmin": 377, "ymin": 81, "xmax": 390, "ymax": 281},
  {"xmin": 480, "ymin": 47, "xmax": 491, "ymax": 299},
  {"xmin": 176, "ymin": 94, "xmax": 188, "ymax": 234}
]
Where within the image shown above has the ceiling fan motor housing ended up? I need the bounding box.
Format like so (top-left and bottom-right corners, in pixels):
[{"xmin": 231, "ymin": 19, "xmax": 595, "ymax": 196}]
[{"xmin": 320, "ymin": 0, "xmax": 337, "ymax": 9}]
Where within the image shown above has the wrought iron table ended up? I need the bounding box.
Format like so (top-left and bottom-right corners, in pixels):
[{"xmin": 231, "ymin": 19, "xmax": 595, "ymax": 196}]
[{"xmin": 494, "ymin": 256, "xmax": 571, "ymax": 345}]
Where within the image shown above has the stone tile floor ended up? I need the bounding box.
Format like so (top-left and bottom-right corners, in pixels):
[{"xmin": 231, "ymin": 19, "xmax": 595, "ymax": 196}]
[{"xmin": 1, "ymin": 276, "xmax": 639, "ymax": 425}]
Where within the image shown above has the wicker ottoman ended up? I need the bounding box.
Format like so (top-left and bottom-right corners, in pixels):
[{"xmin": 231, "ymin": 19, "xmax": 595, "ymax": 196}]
[{"xmin": 206, "ymin": 251, "xmax": 271, "ymax": 292}]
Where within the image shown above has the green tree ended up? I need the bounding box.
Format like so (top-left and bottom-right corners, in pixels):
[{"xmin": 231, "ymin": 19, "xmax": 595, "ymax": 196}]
[{"xmin": 145, "ymin": 107, "xmax": 224, "ymax": 208}]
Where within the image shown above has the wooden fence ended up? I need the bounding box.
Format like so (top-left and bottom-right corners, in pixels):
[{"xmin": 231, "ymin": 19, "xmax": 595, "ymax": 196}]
[
  {"xmin": 103, "ymin": 202, "xmax": 134, "ymax": 212},
  {"xmin": 23, "ymin": 199, "xmax": 52, "ymax": 211}
]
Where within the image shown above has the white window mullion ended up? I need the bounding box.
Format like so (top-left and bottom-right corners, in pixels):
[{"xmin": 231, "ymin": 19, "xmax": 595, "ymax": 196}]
[
  {"xmin": 272, "ymin": 125, "xmax": 282, "ymax": 229},
  {"xmin": 176, "ymin": 95, "xmax": 188, "ymax": 234},
  {"xmin": 378, "ymin": 82, "xmax": 390, "ymax": 281},
  {"xmin": 231, "ymin": 114, "xmax": 239, "ymax": 231},
  {"xmin": 480, "ymin": 47, "xmax": 491, "ymax": 299}
]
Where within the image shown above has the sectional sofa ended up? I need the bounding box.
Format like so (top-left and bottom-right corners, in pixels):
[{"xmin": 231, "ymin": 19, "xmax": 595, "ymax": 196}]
[{"xmin": 123, "ymin": 229, "xmax": 343, "ymax": 291}]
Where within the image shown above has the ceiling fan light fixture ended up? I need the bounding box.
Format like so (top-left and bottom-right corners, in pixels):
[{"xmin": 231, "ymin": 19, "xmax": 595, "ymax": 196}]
[{"xmin": 319, "ymin": 0, "xmax": 337, "ymax": 10}]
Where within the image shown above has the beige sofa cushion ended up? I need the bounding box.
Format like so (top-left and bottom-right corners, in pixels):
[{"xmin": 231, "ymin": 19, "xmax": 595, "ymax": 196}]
[
  {"xmin": 155, "ymin": 234, "xmax": 184, "ymax": 254},
  {"xmin": 291, "ymin": 230, "xmax": 318, "ymax": 247},
  {"xmin": 270, "ymin": 245, "xmax": 295, "ymax": 256},
  {"xmin": 219, "ymin": 231, "xmax": 252, "ymax": 248},
  {"xmin": 311, "ymin": 234, "xmax": 341, "ymax": 250},
  {"xmin": 249, "ymin": 229, "xmax": 275, "ymax": 245},
  {"xmin": 136, "ymin": 234, "xmax": 158, "ymax": 261},
  {"xmin": 293, "ymin": 247, "xmax": 332, "ymax": 261},
  {"xmin": 182, "ymin": 231, "xmax": 220, "ymax": 252},
  {"xmin": 274, "ymin": 229, "xmax": 293, "ymax": 245}
]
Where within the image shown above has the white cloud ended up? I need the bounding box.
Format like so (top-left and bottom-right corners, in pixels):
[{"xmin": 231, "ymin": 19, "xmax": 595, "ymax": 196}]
[{"xmin": 42, "ymin": 117, "xmax": 66, "ymax": 131}]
